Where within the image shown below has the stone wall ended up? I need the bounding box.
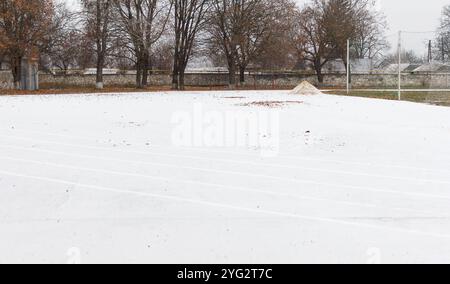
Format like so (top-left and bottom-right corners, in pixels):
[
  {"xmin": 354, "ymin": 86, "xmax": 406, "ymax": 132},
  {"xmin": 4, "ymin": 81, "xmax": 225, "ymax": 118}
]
[
  {"xmin": 39, "ymin": 73, "xmax": 229, "ymax": 88},
  {"xmin": 37, "ymin": 72, "xmax": 450, "ymax": 89},
  {"xmin": 242, "ymin": 73, "xmax": 450, "ymax": 89},
  {"xmin": 0, "ymin": 71, "xmax": 13, "ymax": 89}
]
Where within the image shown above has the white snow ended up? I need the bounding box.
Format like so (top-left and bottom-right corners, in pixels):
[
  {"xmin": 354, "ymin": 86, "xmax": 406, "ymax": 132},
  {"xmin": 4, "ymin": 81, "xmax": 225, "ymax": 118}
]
[
  {"xmin": 0, "ymin": 90, "xmax": 450, "ymax": 264},
  {"xmin": 290, "ymin": 81, "xmax": 322, "ymax": 95}
]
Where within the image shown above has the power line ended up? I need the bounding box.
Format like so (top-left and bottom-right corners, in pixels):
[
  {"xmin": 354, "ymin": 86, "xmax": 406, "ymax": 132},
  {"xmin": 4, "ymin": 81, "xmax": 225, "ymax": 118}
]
[{"xmin": 400, "ymin": 30, "xmax": 437, "ymax": 34}]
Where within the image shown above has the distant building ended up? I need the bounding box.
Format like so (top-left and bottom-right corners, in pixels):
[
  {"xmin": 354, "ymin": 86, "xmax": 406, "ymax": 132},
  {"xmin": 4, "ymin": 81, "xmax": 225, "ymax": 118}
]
[
  {"xmin": 82, "ymin": 68, "xmax": 121, "ymax": 75},
  {"xmin": 294, "ymin": 58, "xmax": 376, "ymax": 74},
  {"xmin": 411, "ymin": 62, "xmax": 450, "ymax": 74},
  {"xmin": 382, "ymin": 63, "xmax": 419, "ymax": 74},
  {"xmin": 382, "ymin": 62, "xmax": 450, "ymax": 74},
  {"xmin": 327, "ymin": 58, "xmax": 376, "ymax": 74}
]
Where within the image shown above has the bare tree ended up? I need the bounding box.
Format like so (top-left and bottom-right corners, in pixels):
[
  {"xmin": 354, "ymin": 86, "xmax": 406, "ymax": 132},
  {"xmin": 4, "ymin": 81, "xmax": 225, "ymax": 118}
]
[
  {"xmin": 151, "ymin": 39, "xmax": 174, "ymax": 70},
  {"xmin": 206, "ymin": 0, "xmax": 238, "ymax": 88},
  {"xmin": 294, "ymin": 0, "xmax": 388, "ymax": 84},
  {"xmin": 0, "ymin": 0, "xmax": 54, "ymax": 89},
  {"xmin": 81, "ymin": 0, "xmax": 113, "ymax": 89},
  {"xmin": 207, "ymin": 0, "xmax": 287, "ymax": 87},
  {"xmin": 114, "ymin": 0, "xmax": 172, "ymax": 88},
  {"xmin": 322, "ymin": 0, "xmax": 388, "ymax": 67},
  {"xmin": 252, "ymin": 0, "xmax": 298, "ymax": 70},
  {"xmin": 41, "ymin": 4, "xmax": 81, "ymax": 74},
  {"xmin": 233, "ymin": 0, "xmax": 273, "ymax": 84},
  {"xmin": 48, "ymin": 31, "xmax": 83, "ymax": 73},
  {"xmin": 172, "ymin": 0, "xmax": 210, "ymax": 90},
  {"xmin": 293, "ymin": 3, "xmax": 332, "ymax": 84},
  {"xmin": 436, "ymin": 5, "xmax": 450, "ymax": 62},
  {"xmin": 351, "ymin": 7, "xmax": 389, "ymax": 60},
  {"xmin": 379, "ymin": 50, "xmax": 425, "ymax": 67}
]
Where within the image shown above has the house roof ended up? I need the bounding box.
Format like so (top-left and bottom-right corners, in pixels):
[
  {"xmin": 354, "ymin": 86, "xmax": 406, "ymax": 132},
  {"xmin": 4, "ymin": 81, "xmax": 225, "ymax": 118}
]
[
  {"xmin": 322, "ymin": 58, "xmax": 374, "ymax": 74},
  {"xmin": 383, "ymin": 63, "xmax": 412, "ymax": 73},
  {"xmin": 412, "ymin": 62, "xmax": 446, "ymax": 73}
]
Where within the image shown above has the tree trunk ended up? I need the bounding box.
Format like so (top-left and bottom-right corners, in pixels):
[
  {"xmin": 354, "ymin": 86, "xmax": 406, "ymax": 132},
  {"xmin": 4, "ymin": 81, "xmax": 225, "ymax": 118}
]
[
  {"xmin": 172, "ymin": 71, "xmax": 179, "ymax": 90},
  {"xmin": 228, "ymin": 62, "xmax": 236, "ymax": 89},
  {"xmin": 11, "ymin": 56, "xmax": 22, "ymax": 90},
  {"xmin": 95, "ymin": 0, "xmax": 107, "ymax": 90},
  {"xmin": 179, "ymin": 67, "xmax": 186, "ymax": 91},
  {"xmin": 239, "ymin": 66, "xmax": 245, "ymax": 85},
  {"xmin": 314, "ymin": 61, "xmax": 324, "ymax": 85},
  {"xmin": 136, "ymin": 54, "xmax": 143, "ymax": 89},
  {"xmin": 141, "ymin": 53, "xmax": 149, "ymax": 88},
  {"xmin": 172, "ymin": 58, "xmax": 179, "ymax": 90},
  {"xmin": 96, "ymin": 54, "xmax": 104, "ymax": 89},
  {"xmin": 317, "ymin": 71, "xmax": 324, "ymax": 85}
]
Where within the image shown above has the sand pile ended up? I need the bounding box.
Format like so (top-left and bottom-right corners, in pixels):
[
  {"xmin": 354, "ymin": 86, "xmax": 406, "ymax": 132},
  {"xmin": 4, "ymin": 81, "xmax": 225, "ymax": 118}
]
[{"xmin": 290, "ymin": 81, "xmax": 322, "ymax": 95}]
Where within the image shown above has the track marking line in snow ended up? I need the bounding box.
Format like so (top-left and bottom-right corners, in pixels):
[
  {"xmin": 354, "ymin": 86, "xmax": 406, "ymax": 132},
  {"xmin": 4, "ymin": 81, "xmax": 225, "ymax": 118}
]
[
  {"xmin": 0, "ymin": 154, "xmax": 408, "ymax": 213},
  {"xmin": 3, "ymin": 127, "xmax": 450, "ymax": 175},
  {"xmin": 3, "ymin": 133, "xmax": 450, "ymax": 186},
  {"xmin": 0, "ymin": 169, "xmax": 449, "ymax": 240},
  {"xmin": 0, "ymin": 154, "xmax": 378, "ymax": 209},
  {"xmin": 1, "ymin": 143, "xmax": 449, "ymax": 203}
]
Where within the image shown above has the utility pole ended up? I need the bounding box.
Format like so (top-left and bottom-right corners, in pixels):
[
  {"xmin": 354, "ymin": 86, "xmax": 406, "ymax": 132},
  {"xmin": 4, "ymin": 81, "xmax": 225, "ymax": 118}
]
[
  {"xmin": 398, "ymin": 31, "xmax": 401, "ymax": 101},
  {"xmin": 428, "ymin": 40, "xmax": 432, "ymax": 63},
  {"xmin": 442, "ymin": 37, "xmax": 445, "ymax": 62},
  {"xmin": 347, "ymin": 39, "xmax": 350, "ymax": 95}
]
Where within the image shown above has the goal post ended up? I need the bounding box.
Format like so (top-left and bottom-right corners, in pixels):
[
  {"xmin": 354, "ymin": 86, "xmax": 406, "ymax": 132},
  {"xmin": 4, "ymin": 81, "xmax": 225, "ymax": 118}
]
[
  {"xmin": 347, "ymin": 39, "xmax": 350, "ymax": 95},
  {"xmin": 398, "ymin": 31, "xmax": 402, "ymax": 100},
  {"xmin": 327, "ymin": 31, "xmax": 450, "ymax": 106}
]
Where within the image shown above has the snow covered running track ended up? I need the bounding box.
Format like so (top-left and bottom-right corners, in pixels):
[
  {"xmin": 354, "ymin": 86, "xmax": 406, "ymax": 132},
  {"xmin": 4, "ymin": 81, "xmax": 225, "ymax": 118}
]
[{"xmin": 0, "ymin": 91, "xmax": 449, "ymax": 263}]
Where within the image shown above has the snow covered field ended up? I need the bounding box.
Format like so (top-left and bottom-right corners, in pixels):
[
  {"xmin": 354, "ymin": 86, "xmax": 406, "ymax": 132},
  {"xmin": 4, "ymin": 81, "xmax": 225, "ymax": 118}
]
[{"xmin": 0, "ymin": 90, "xmax": 450, "ymax": 264}]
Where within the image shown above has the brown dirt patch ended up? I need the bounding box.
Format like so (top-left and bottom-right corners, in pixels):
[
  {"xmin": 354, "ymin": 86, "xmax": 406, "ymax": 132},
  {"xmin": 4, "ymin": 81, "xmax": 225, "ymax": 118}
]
[
  {"xmin": 0, "ymin": 84, "xmax": 295, "ymax": 96},
  {"xmin": 239, "ymin": 101, "xmax": 304, "ymax": 108}
]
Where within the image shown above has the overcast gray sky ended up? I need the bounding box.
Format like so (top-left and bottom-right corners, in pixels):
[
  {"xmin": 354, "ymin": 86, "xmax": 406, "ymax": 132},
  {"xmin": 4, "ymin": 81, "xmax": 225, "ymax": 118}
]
[{"xmin": 64, "ymin": 0, "xmax": 449, "ymax": 55}]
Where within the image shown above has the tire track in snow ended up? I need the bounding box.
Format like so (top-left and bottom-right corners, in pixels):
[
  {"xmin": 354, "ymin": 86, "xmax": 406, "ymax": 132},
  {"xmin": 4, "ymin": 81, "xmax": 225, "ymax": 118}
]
[{"xmin": 0, "ymin": 168, "xmax": 449, "ymax": 240}]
